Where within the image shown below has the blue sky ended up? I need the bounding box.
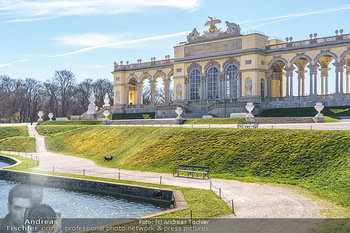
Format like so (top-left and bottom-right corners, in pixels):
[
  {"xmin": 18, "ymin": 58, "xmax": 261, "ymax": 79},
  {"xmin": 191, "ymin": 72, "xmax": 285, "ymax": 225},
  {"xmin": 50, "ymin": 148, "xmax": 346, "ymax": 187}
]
[{"xmin": 1, "ymin": 0, "xmax": 350, "ymax": 83}]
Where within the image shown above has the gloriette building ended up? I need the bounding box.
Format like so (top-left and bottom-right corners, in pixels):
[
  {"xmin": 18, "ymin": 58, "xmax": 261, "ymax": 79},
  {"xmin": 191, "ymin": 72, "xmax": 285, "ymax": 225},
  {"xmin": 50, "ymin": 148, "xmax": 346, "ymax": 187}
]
[{"xmin": 110, "ymin": 17, "xmax": 350, "ymax": 118}]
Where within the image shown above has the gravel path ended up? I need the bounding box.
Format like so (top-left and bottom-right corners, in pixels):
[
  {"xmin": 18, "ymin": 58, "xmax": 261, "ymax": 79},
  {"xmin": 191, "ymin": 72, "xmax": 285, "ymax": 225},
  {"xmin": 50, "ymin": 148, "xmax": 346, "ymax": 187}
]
[{"xmin": 18, "ymin": 124, "xmax": 327, "ymax": 218}]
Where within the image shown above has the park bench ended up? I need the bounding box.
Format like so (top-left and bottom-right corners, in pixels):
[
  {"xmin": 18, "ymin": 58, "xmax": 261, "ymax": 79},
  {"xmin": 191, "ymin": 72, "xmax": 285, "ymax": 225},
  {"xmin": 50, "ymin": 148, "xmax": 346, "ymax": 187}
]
[
  {"xmin": 237, "ymin": 121, "xmax": 259, "ymax": 128},
  {"xmin": 173, "ymin": 165, "xmax": 210, "ymax": 179}
]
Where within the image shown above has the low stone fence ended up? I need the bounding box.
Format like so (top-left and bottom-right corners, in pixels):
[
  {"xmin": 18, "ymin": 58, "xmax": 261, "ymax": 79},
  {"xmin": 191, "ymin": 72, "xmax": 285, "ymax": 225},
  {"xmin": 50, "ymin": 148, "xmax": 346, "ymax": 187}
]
[{"xmin": 246, "ymin": 117, "xmax": 323, "ymax": 124}]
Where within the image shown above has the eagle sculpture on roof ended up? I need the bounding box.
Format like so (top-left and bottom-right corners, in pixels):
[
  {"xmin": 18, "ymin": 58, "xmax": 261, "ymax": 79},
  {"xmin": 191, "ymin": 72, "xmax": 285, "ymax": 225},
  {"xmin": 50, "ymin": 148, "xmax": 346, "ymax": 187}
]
[{"xmin": 205, "ymin": 16, "xmax": 221, "ymax": 33}]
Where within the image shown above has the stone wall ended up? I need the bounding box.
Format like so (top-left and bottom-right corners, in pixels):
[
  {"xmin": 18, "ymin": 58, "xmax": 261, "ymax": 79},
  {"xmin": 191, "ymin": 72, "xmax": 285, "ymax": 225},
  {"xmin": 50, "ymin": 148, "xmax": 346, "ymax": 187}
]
[
  {"xmin": 0, "ymin": 169, "xmax": 173, "ymax": 204},
  {"xmin": 246, "ymin": 117, "xmax": 317, "ymax": 124}
]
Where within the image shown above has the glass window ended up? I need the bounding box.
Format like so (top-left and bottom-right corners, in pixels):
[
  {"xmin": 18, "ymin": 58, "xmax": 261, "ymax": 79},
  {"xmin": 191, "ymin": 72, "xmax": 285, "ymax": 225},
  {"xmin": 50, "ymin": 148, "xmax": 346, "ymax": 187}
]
[
  {"xmin": 225, "ymin": 64, "xmax": 239, "ymax": 98},
  {"xmin": 207, "ymin": 67, "xmax": 219, "ymax": 99},
  {"xmin": 189, "ymin": 68, "xmax": 201, "ymax": 100}
]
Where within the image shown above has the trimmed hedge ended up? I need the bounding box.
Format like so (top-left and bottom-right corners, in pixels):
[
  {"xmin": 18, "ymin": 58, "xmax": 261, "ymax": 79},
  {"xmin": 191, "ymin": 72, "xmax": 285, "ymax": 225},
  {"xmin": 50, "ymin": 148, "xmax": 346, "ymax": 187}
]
[
  {"xmin": 111, "ymin": 112, "xmax": 155, "ymax": 120},
  {"xmin": 39, "ymin": 120, "xmax": 102, "ymax": 125}
]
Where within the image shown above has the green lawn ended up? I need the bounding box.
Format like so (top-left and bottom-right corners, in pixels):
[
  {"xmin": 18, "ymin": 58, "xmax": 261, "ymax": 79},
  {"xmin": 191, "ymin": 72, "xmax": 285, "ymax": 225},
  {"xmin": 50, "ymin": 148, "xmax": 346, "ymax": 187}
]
[
  {"xmin": 0, "ymin": 126, "xmax": 35, "ymax": 152},
  {"xmin": 0, "ymin": 126, "xmax": 29, "ymax": 139},
  {"xmin": 36, "ymin": 125, "xmax": 350, "ymax": 214}
]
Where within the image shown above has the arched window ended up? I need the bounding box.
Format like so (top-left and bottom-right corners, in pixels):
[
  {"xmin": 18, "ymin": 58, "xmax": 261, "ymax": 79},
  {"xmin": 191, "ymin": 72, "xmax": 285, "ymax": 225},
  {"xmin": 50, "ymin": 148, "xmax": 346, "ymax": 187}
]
[
  {"xmin": 207, "ymin": 66, "xmax": 219, "ymax": 99},
  {"xmin": 225, "ymin": 64, "xmax": 239, "ymax": 98},
  {"xmin": 189, "ymin": 68, "xmax": 201, "ymax": 100},
  {"xmin": 261, "ymin": 78, "xmax": 265, "ymax": 98}
]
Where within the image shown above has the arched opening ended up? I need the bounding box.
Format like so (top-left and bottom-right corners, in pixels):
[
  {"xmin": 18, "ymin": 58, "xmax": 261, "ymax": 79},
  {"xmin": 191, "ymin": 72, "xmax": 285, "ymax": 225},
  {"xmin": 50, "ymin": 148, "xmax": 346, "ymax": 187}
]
[
  {"xmin": 142, "ymin": 77, "xmax": 151, "ymax": 105},
  {"xmin": 269, "ymin": 60, "xmax": 286, "ymax": 97},
  {"xmin": 291, "ymin": 58, "xmax": 309, "ymax": 97},
  {"xmin": 127, "ymin": 77, "xmax": 137, "ymax": 105},
  {"xmin": 155, "ymin": 77, "xmax": 165, "ymax": 104},
  {"xmin": 315, "ymin": 55, "xmax": 336, "ymax": 96}
]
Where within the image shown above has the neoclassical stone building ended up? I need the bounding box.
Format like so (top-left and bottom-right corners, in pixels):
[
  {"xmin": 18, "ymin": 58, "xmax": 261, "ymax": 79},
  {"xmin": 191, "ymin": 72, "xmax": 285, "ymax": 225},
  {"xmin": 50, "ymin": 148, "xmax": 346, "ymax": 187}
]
[{"xmin": 111, "ymin": 17, "xmax": 350, "ymax": 118}]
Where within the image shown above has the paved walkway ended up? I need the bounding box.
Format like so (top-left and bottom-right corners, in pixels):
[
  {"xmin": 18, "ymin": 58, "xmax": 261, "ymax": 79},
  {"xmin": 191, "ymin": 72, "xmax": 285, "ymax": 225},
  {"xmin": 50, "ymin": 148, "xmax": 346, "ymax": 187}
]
[{"xmin": 1, "ymin": 124, "xmax": 328, "ymax": 218}]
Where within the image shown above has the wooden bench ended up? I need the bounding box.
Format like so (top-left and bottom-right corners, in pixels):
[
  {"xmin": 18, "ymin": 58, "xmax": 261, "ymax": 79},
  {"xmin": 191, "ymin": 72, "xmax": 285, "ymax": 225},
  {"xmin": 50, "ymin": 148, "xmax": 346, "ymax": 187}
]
[
  {"xmin": 237, "ymin": 121, "xmax": 259, "ymax": 128},
  {"xmin": 173, "ymin": 165, "xmax": 210, "ymax": 179}
]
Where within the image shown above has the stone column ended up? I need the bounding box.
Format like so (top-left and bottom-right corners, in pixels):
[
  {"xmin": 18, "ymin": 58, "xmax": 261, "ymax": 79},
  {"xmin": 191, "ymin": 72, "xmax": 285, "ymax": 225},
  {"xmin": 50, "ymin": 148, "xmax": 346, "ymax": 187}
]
[
  {"xmin": 345, "ymin": 66, "xmax": 350, "ymax": 93},
  {"xmin": 185, "ymin": 77, "xmax": 190, "ymax": 101},
  {"xmin": 266, "ymin": 71, "xmax": 272, "ymax": 98},
  {"xmin": 296, "ymin": 70, "xmax": 306, "ymax": 96},
  {"xmin": 334, "ymin": 63, "xmax": 344, "ymax": 93},
  {"xmin": 200, "ymin": 74, "xmax": 206, "ymax": 100},
  {"xmin": 218, "ymin": 73, "xmax": 225, "ymax": 99},
  {"xmin": 238, "ymin": 72, "xmax": 242, "ymax": 97},
  {"xmin": 284, "ymin": 68, "xmax": 294, "ymax": 97},
  {"xmin": 318, "ymin": 68, "xmax": 331, "ymax": 95},
  {"xmin": 164, "ymin": 79, "xmax": 170, "ymax": 105},
  {"xmin": 308, "ymin": 65, "xmax": 318, "ymax": 96},
  {"xmin": 125, "ymin": 86, "xmax": 129, "ymax": 105},
  {"xmin": 136, "ymin": 82, "xmax": 142, "ymax": 106},
  {"xmin": 150, "ymin": 81, "xmax": 156, "ymax": 105}
]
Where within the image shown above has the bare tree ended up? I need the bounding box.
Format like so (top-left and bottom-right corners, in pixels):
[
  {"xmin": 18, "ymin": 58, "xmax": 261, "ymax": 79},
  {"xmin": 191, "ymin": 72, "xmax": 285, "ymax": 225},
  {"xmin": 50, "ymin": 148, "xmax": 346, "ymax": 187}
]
[
  {"xmin": 52, "ymin": 70, "xmax": 76, "ymax": 117},
  {"xmin": 92, "ymin": 78, "xmax": 113, "ymax": 108},
  {"xmin": 155, "ymin": 87, "xmax": 165, "ymax": 104},
  {"xmin": 142, "ymin": 85, "xmax": 151, "ymax": 105}
]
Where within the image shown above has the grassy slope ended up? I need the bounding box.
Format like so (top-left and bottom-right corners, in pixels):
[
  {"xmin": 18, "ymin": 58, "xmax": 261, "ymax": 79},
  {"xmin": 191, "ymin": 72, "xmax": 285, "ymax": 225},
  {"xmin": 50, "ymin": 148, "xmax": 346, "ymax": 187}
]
[
  {"xmin": 37, "ymin": 126, "xmax": 350, "ymax": 211},
  {"xmin": 0, "ymin": 137, "xmax": 35, "ymax": 152},
  {"xmin": 0, "ymin": 126, "xmax": 35, "ymax": 152},
  {"xmin": 0, "ymin": 126, "xmax": 29, "ymax": 139}
]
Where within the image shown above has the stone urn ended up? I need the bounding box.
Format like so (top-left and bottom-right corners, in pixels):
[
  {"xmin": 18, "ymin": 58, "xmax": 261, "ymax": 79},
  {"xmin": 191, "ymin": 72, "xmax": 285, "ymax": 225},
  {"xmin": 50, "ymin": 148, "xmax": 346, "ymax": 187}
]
[
  {"xmin": 48, "ymin": 113, "xmax": 54, "ymax": 121},
  {"xmin": 37, "ymin": 111, "xmax": 44, "ymax": 123},
  {"xmin": 245, "ymin": 102, "xmax": 254, "ymax": 118},
  {"xmin": 314, "ymin": 103, "xmax": 324, "ymax": 118},
  {"xmin": 103, "ymin": 110, "xmax": 110, "ymax": 121},
  {"xmin": 175, "ymin": 107, "xmax": 183, "ymax": 119}
]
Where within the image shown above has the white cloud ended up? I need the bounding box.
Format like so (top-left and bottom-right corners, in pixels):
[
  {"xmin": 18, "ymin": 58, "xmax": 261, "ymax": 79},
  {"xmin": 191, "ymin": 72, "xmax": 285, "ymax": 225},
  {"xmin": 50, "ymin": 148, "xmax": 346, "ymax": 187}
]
[
  {"xmin": 0, "ymin": 59, "xmax": 29, "ymax": 67},
  {"xmin": 0, "ymin": 0, "xmax": 199, "ymax": 21},
  {"xmin": 49, "ymin": 30, "xmax": 190, "ymax": 57},
  {"xmin": 55, "ymin": 33, "xmax": 120, "ymax": 47}
]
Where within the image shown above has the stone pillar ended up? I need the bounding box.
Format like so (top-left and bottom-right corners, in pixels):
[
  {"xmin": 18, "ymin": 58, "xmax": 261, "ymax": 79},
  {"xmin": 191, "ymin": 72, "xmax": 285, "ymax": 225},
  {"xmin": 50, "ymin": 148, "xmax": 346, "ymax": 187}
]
[
  {"xmin": 200, "ymin": 74, "xmax": 206, "ymax": 100},
  {"xmin": 318, "ymin": 68, "xmax": 331, "ymax": 95},
  {"xmin": 296, "ymin": 70, "xmax": 306, "ymax": 96},
  {"xmin": 284, "ymin": 68, "xmax": 294, "ymax": 97},
  {"xmin": 218, "ymin": 73, "xmax": 224, "ymax": 99},
  {"xmin": 150, "ymin": 81, "xmax": 156, "ymax": 105},
  {"xmin": 345, "ymin": 66, "xmax": 350, "ymax": 93},
  {"xmin": 125, "ymin": 86, "xmax": 129, "ymax": 105},
  {"xmin": 308, "ymin": 65, "xmax": 318, "ymax": 96},
  {"xmin": 185, "ymin": 77, "xmax": 190, "ymax": 101},
  {"xmin": 238, "ymin": 72, "xmax": 242, "ymax": 97},
  {"xmin": 164, "ymin": 79, "xmax": 170, "ymax": 105},
  {"xmin": 334, "ymin": 63, "xmax": 344, "ymax": 93},
  {"xmin": 266, "ymin": 71, "xmax": 271, "ymax": 98},
  {"xmin": 137, "ymin": 82, "xmax": 142, "ymax": 106}
]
